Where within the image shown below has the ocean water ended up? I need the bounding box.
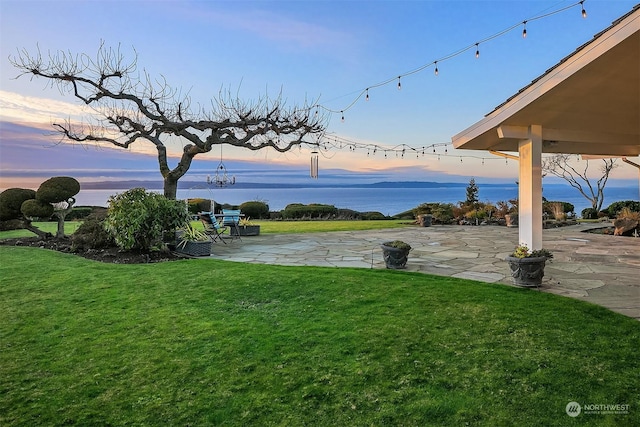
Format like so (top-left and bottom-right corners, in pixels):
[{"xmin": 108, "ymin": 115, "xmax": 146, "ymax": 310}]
[{"xmin": 72, "ymin": 184, "xmax": 638, "ymax": 216}]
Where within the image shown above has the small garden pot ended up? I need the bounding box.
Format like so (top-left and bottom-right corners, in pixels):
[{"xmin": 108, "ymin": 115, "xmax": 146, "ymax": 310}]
[
  {"xmin": 418, "ymin": 214, "xmax": 433, "ymax": 227},
  {"xmin": 506, "ymin": 256, "xmax": 547, "ymax": 287},
  {"xmin": 505, "ymin": 214, "xmax": 518, "ymax": 227},
  {"xmin": 380, "ymin": 243, "xmax": 411, "ymax": 269}
]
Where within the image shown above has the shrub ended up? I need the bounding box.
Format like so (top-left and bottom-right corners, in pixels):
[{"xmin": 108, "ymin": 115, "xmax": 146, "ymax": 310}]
[
  {"xmin": 104, "ymin": 188, "xmax": 190, "ymax": 251},
  {"xmin": 0, "ymin": 188, "xmax": 36, "ymax": 220},
  {"xmin": 429, "ymin": 203, "xmax": 455, "ymax": 224},
  {"xmin": 66, "ymin": 207, "xmax": 93, "ymax": 221},
  {"xmin": 282, "ymin": 203, "xmax": 338, "ymax": 219},
  {"xmin": 544, "ymin": 201, "xmax": 574, "ymax": 218},
  {"xmin": 21, "ymin": 199, "xmax": 54, "ymax": 219},
  {"xmin": 71, "ymin": 212, "xmax": 115, "ymax": 250},
  {"xmin": 361, "ymin": 211, "xmax": 387, "ymax": 220},
  {"xmin": 240, "ymin": 201, "xmax": 270, "ymax": 219},
  {"xmin": 606, "ymin": 200, "xmax": 640, "ymax": 218},
  {"xmin": 36, "ymin": 176, "xmax": 81, "ymax": 203},
  {"xmin": 617, "ymin": 207, "xmax": 640, "ymax": 221},
  {"xmin": 581, "ymin": 207, "xmax": 599, "ymax": 219},
  {"xmin": 186, "ymin": 198, "xmax": 211, "ymax": 215}
]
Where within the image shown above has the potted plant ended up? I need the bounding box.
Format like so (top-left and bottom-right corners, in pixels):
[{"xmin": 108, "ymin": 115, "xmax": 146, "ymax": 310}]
[
  {"xmin": 502, "ymin": 199, "xmax": 518, "ymax": 227},
  {"xmin": 231, "ymin": 217, "xmax": 261, "ymax": 236},
  {"xmin": 380, "ymin": 240, "xmax": 412, "ymax": 269},
  {"xmin": 175, "ymin": 223, "xmax": 212, "ymax": 256},
  {"xmin": 414, "ymin": 203, "xmax": 433, "ymax": 227},
  {"xmin": 505, "ymin": 244, "xmax": 553, "ymax": 287}
]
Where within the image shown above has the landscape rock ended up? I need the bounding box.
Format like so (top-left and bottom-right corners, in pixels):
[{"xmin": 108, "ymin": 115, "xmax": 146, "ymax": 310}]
[{"xmin": 613, "ymin": 218, "xmax": 639, "ymax": 236}]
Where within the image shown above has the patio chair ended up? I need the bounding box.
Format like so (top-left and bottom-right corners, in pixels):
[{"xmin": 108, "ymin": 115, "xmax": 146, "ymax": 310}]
[
  {"xmin": 221, "ymin": 209, "xmax": 242, "ymax": 241},
  {"xmin": 199, "ymin": 212, "xmax": 228, "ymax": 244}
]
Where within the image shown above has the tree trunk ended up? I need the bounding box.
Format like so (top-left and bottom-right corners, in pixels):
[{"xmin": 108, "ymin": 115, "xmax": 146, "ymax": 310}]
[{"xmin": 164, "ymin": 177, "xmax": 178, "ymax": 200}]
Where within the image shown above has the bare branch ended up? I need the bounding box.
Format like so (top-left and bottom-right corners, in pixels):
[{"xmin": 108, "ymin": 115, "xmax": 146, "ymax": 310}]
[
  {"xmin": 10, "ymin": 43, "xmax": 327, "ymax": 198},
  {"xmin": 542, "ymin": 154, "xmax": 618, "ymax": 211}
]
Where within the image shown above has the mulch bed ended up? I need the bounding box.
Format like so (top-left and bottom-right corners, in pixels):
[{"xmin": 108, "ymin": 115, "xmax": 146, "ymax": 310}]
[{"xmin": 0, "ymin": 236, "xmax": 184, "ymax": 264}]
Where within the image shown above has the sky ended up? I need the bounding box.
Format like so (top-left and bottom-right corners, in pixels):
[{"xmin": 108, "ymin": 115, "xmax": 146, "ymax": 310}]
[{"xmin": 0, "ymin": 0, "xmax": 638, "ymax": 189}]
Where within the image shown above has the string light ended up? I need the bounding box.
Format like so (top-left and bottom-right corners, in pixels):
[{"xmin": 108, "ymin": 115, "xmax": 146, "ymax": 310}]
[
  {"xmin": 311, "ymin": 1, "xmax": 587, "ymax": 122},
  {"xmin": 341, "ymin": 111, "xmax": 345, "ymax": 122},
  {"xmin": 397, "ymin": 76, "xmax": 402, "ymax": 90}
]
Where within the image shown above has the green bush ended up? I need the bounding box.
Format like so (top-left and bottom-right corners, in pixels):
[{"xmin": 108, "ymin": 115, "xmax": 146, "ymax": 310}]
[
  {"xmin": 544, "ymin": 201, "xmax": 575, "ymax": 214},
  {"xmin": 581, "ymin": 207, "xmax": 599, "ymax": 219},
  {"xmin": 104, "ymin": 188, "xmax": 190, "ymax": 251},
  {"xmin": 71, "ymin": 212, "xmax": 115, "ymax": 250},
  {"xmin": 186, "ymin": 198, "xmax": 211, "ymax": 215},
  {"xmin": 21, "ymin": 199, "xmax": 54, "ymax": 219},
  {"xmin": 606, "ymin": 200, "xmax": 640, "ymax": 217},
  {"xmin": 240, "ymin": 201, "xmax": 270, "ymax": 219},
  {"xmin": 282, "ymin": 203, "xmax": 338, "ymax": 219},
  {"xmin": 361, "ymin": 211, "xmax": 388, "ymax": 220},
  {"xmin": 36, "ymin": 176, "xmax": 80, "ymax": 203},
  {"xmin": 66, "ymin": 207, "xmax": 93, "ymax": 220},
  {"xmin": 429, "ymin": 203, "xmax": 455, "ymax": 224},
  {"xmin": 0, "ymin": 188, "xmax": 36, "ymax": 220}
]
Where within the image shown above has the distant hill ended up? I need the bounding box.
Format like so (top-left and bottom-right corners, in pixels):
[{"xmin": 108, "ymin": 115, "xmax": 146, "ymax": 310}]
[{"xmin": 79, "ymin": 180, "xmax": 486, "ymax": 190}]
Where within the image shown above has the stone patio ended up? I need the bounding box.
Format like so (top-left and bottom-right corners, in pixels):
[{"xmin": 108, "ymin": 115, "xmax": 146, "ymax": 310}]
[{"xmin": 206, "ymin": 223, "xmax": 640, "ymax": 320}]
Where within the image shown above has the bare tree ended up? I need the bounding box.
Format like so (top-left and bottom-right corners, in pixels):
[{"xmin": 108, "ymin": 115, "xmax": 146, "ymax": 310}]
[
  {"xmin": 10, "ymin": 44, "xmax": 326, "ymax": 199},
  {"xmin": 542, "ymin": 154, "xmax": 617, "ymax": 212}
]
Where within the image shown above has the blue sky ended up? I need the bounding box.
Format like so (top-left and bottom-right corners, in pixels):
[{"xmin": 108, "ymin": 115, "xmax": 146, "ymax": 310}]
[{"xmin": 1, "ymin": 0, "xmax": 638, "ymax": 188}]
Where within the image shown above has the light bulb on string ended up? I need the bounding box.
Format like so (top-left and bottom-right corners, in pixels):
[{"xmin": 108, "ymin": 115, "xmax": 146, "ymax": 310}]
[
  {"xmin": 444, "ymin": 148, "xmax": 448, "ymax": 154},
  {"xmin": 365, "ymin": 88, "xmax": 369, "ymax": 101},
  {"xmin": 341, "ymin": 111, "xmax": 345, "ymax": 122},
  {"xmin": 482, "ymin": 158, "xmax": 485, "ymax": 165},
  {"xmin": 397, "ymin": 76, "xmax": 402, "ymax": 90},
  {"xmin": 581, "ymin": 1, "xmax": 587, "ymax": 18},
  {"xmin": 522, "ymin": 21, "xmax": 527, "ymax": 38},
  {"xmin": 475, "ymin": 43, "xmax": 480, "ymax": 58},
  {"xmin": 434, "ymin": 61, "xmax": 439, "ymax": 76}
]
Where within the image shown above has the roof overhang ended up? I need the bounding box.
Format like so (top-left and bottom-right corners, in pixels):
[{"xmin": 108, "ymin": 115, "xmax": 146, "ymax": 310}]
[{"xmin": 452, "ymin": 6, "xmax": 640, "ymax": 157}]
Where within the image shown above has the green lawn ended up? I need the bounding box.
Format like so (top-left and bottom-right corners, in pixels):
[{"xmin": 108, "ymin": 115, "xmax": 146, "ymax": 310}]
[
  {"xmin": 1, "ymin": 219, "xmax": 410, "ymax": 239},
  {"xmin": 1, "ymin": 246, "xmax": 638, "ymax": 426}
]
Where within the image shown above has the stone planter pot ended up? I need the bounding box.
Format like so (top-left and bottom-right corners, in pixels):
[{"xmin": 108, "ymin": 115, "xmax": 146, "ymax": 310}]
[
  {"xmin": 380, "ymin": 244, "xmax": 410, "ymax": 269},
  {"xmin": 506, "ymin": 256, "xmax": 547, "ymax": 287},
  {"xmin": 230, "ymin": 225, "xmax": 260, "ymax": 236},
  {"xmin": 505, "ymin": 214, "xmax": 518, "ymax": 228},
  {"xmin": 417, "ymin": 214, "xmax": 433, "ymax": 227},
  {"xmin": 176, "ymin": 240, "xmax": 212, "ymax": 257}
]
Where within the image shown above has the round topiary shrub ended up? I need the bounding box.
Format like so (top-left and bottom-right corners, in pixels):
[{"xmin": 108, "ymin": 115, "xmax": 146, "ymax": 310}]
[
  {"xmin": 0, "ymin": 188, "xmax": 36, "ymax": 220},
  {"xmin": 36, "ymin": 176, "xmax": 80, "ymax": 203},
  {"xmin": 21, "ymin": 199, "xmax": 55, "ymax": 219},
  {"xmin": 240, "ymin": 201, "xmax": 270, "ymax": 219}
]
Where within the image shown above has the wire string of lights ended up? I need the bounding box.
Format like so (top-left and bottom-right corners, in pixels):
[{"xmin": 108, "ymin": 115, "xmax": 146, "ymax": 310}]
[
  {"xmin": 315, "ymin": 134, "xmax": 519, "ymax": 165},
  {"xmin": 311, "ymin": 0, "xmax": 587, "ymax": 121},
  {"xmin": 292, "ymin": 0, "xmax": 590, "ymax": 166}
]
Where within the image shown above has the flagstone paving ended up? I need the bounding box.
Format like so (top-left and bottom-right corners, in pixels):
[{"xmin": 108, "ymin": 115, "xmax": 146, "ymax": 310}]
[{"xmin": 208, "ymin": 223, "xmax": 639, "ymax": 320}]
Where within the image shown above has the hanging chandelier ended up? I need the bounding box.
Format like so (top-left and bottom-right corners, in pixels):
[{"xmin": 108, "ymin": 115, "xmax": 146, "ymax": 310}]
[{"xmin": 207, "ymin": 146, "xmax": 236, "ymax": 187}]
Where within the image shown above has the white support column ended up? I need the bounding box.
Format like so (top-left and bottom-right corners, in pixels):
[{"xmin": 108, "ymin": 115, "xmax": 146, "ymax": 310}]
[{"xmin": 518, "ymin": 125, "xmax": 543, "ymax": 250}]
